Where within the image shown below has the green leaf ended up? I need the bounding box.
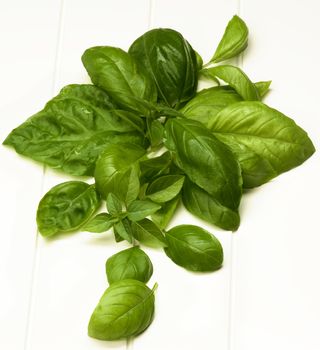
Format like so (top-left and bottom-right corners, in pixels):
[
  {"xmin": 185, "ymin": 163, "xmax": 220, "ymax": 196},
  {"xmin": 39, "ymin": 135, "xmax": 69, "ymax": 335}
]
[
  {"xmin": 149, "ymin": 119, "xmax": 164, "ymax": 148},
  {"xmin": 180, "ymin": 86, "xmax": 242, "ymax": 127},
  {"xmin": 132, "ymin": 218, "xmax": 167, "ymax": 248},
  {"xmin": 182, "ymin": 178, "xmax": 240, "ymax": 231},
  {"xmin": 211, "ymin": 15, "xmax": 248, "ymax": 63},
  {"xmin": 88, "ymin": 279, "xmax": 155, "ymax": 340},
  {"xmin": 106, "ymin": 247, "xmax": 153, "ymax": 284},
  {"xmin": 140, "ymin": 152, "xmax": 172, "ymax": 183},
  {"xmin": 94, "ymin": 143, "xmax": 146, "ymax": 203},
  {"xmin": 209, "ymin": 101, "xmax": 315, "ymax": 188},
  {"xmin": 114, "ymin": 219, "xmax": 133, "ymax": 243},
  {"xmin": 127, "ymin": 200, "xmax": 161, "ymax": 222},
  {"xmin": 151, "ymin": 195, "xmax": 180, "ymax": 230},
  {"xmin": 3, "ymin": 84, "xmax": 148, "ymax": 176},
  {"xmin": 36, "ymin": 181, "xmax": 100, "ymax": 237},
  {"xmin": 82, "ymin": 213, "xmax": 117, "ymax": 233},
  {"xmin": 164, "ymin": 225, "xmax": 223, "ymax": 272},
  {"xmin": 202, "ymin": 65, "xmax": 260, "ymax": 101},
  {"xmin": 129, "ymin": 28, "xmax": 198, "ymax": 108},
  {"xmin": 82, "ymin": 46, "xmax": 157, "ymax": 116},
  {"xmin": 106, "ymin": 193, "xmax": 123, "ymax": 216},
  {"xmin": 113, "ymin": 227, "xmax": 125, "ymax": 243},
  {"xmin": 146, "ymin": 175, "xmax": 185, "ymax": 203},
  {"xmin": 165, "ymin": 118, "xmax": 242, "ymax": 211},
  {"xmin": 255, "ymin": 80, "xmax": 272, "ymax": 97},
  {"xmin": 195, "ymin": 50, "xmax": 203, "ymax": 71}
]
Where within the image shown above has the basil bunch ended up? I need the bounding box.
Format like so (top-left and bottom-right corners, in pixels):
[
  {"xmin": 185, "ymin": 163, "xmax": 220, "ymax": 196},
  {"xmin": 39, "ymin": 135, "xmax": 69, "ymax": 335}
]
[{"xmin": 3, "ymin": 15, "xmax": 315, "ymax": 341}]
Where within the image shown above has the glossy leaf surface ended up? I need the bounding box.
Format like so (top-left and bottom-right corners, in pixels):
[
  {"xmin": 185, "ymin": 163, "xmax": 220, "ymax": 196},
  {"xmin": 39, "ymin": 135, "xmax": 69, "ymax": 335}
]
[
  {"xmin": 146, "ymin": 175, "xmax": 185, "ymax": 203},
  {"xmin": 132, "ymin": 218, "xmax": 167, "ymax": 248},
  {"xmin": 165, "ymin": 225, "xmax": 223, "ymax": 271},
  {"xmin": 37, "ymin": 181, "xmax": 100, "ymax": 237},
  {"xmin": 127, "ymin": 200, "xmax": 161, "ymax": 222},
  {"xmin": 151, "ymin": 195, "xmax": 180, "ymax": 230},
  {"xmin": 88, "ymin": 279, "xmax": 155, "ymax": 340},
  {"xmin": 82, "ymin": 213, "xmax": 117, "ymax": 233}
]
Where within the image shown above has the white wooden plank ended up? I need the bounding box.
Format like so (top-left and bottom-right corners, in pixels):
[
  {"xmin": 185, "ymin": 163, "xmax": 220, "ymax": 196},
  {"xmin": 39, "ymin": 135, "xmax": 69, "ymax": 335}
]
[
  {"xmin": 25, "ymin": 1, "xmax": 150, "ymax": 349},
  {"xmin": 130, "ymin": 1, "xmax": 238, "ymax": 350},
  {"xmin": 0, "ymin": 1, "xmax": 62, "ymax": 349},
  {"xmin": 231, "ymin": 0, "xmax": 320, "ymax": 349}
]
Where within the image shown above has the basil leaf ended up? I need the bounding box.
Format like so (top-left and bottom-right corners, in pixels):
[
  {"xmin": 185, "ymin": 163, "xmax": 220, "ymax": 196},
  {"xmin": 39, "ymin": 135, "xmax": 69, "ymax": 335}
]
[
  {"xmin": 180, "ymin": 86, "xmax": 242, "ymax": 127},
  {"xmin": 3, "ymin": 85, "xmax": 147, "ymax": 176},
  {"xmin": 202, "ymin": 65, "xmax": 260, "ymax": 101},
  {"xmin": 140, "ymin": 152, "xmax": 172, "ymax": 183},
  {"xmin": 82, "ymin": 46, "xmax": 157, "ymax": 115},
  {"xmin": 195, "ymin": 50, "xmax": 203, "ymax": 71},
  {"xmin": 83, "ymin": 213, "xmax": 117, "ymax": 233},
  {"xmin": 182, "ymin": 178, "xmax": 240, "ymax": 231},
  {"xmin": 106, "ymin": 247, "xmax": 153, "ymax": 284},
  {"xmin": 165, "ymin": 118, "xmax": 242, "ymax": 211},
  {"xmin": 255, "ymin": 80, "xmax": 272, "ymax": 97},
  {"xmin": 127, "ymin": 200, "xmax": 161, "ymax": 222},
  {"xmin": 164, "ymin": 225, "xmax": 223, "ymax": 272},
  {"xmin": 114, "ymin": 219, "xmax": 133, "ymax": 243},
  {"xmin": 146, "ymin": 175, "xmax": 185, "ymax": 203},
  {"xmin": 129, "ymin": 28, "xmax": 198, "ymax": 108},
  {"xmin": 211, "ymin": 15, "xmax": 248, "ymax": 63},
  {"xmin": 113, "ymin": 226, "xmax": 125, "ymax": 243},
  {"xmin": 209, "ymin": 102, "xmax": 315, "ymax": 187},
  {"xmin": 151, "ymin": 195, "xmax": 180, "ymax": 230},
  {"xmin": 132, "ymin": 218, "xmax": 167, "ymax": 248},
  {"xmin": 149, "ymin": 119, "xmax": 164, "ymax": 148},
  {"xmin": 88, "ymin": 279, "xmax": 155, "ymax": 340},
  {"xmin": 106, "ymin": 193, "xmax": 123, "ymax": 216},
  {"xmin": 37, "ymin": 181, "xmax": 100, "ymax": 237},
  {"xmin": 94, "ymin": 143, "xmax": 146, "ymax": 203}
]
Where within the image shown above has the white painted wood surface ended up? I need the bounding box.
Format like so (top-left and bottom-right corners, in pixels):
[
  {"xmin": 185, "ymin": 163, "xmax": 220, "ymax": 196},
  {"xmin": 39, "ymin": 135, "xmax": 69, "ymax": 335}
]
[{"xmin": 0, "ymin": 0, "xmax": 319, "ymax": 349}]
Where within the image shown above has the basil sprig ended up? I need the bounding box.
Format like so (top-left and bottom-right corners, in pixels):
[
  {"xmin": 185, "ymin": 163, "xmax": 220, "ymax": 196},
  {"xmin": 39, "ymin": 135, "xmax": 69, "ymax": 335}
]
[{"xmin": 3, "ymin": 15, "xmax": 315, "ymax": 342}]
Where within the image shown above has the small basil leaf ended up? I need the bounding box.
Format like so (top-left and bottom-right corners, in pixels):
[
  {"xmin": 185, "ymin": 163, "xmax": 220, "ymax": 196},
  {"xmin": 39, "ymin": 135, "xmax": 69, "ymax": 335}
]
[
  {"xmin": 113, "ymin": 226, "xmax": 125, "ymax": 243},
  {"xmin": 211, "ymin": 15, "xmax": 248, "ymax": 63},
  {"xmin": 127, "ymin": 200, "xmax": 161, "ymax": 222},
  {"xmin": 140, "ymin": 152, "xmax": 172, "ymax": 183},
  {"xmin": 156, "ymin": 105, "xmax": 185, "ymax": 118},
  {"xmin": 88, "ymin": 279, "xmax": 155, "ymax": 340},
  {"xmin": 129, "ymin": 28, "xmax": 198, "ymax": 108},
  {"xmin": 94, "ymin": 143, "xmax": 146, "ymax": 203},
  {"xmin": 182, "ymin": 178, "xmax": 240, "ymax": 231},
  {"xmin": 149, "ymin": 119, "xmax": 164, "ymax": 148},
  {"xmin": 165, "ymin": 118, "xmax": 242, "ymax": 211},
  {"xmin": 164, "ymin": 225, "xmax": 223, "ymax": 272},
  {"xmin": 151, "ymin": 195, "xmax": 180, "ymax": 230},
  {"xmin": 199, "ymin": 68, "xmax": 220, "ymax": 85},
  {"xmin": 82, "ymin": 213, "xmax": 117, "ymax": 233},
  {"xmin": 114, "ymin": 219, "xmax": 133, "ymax": 243},
  {"xmin": 106, "ymin": 247, "xmax": 153, "ymax": 284},
  {"xmin": 106, "ymin": 193, "xmax": 123, "ymax": 216},
  {"xmin": 37, "ymin": 181, "xmax": 100, "ymax": 237},
  {"xmin": 195, "ymin": 50, "xmax": 203, "ymax": 71},
  {"xmin": 3, "ymin": 84, "xmax": 147, "ymax": 176},
  {"xmin": 132, "ymin": 218, "xmax": 167, "ymax": 248},
  {"xmin": 202, "ymin": 65, "xmax": 260, "ymax": 101},
  {"xmin": 82, "ymin": 46, "xmax": 157, "ymax": 116},
  {"xmin": 180, "ymin": 86, "xmax": 242, "ymax": 127},
  {"xmin": 255, "ymin": 80, "xmax": 272, "ymax": 97},
  {"xmin": 146, "ymin": 175, "xmax": 185, "ymax": 203},
  {"xmin": 209, "ymin": 102, "xmax": 315, "ymax": 188}
]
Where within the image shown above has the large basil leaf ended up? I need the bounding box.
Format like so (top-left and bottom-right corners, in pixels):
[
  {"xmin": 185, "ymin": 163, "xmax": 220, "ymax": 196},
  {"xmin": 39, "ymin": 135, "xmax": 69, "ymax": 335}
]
[
  {"xmin": 106, "ymin": 247, "xmax": 153, "ymax": 284},
  {"xmin": 88, "ymin": 279, "xmax": 155, "ymax": 340},
  {"xmin": 129, "ymin": 28, "xmax": 198, "ymax": 108},
  {"xmin": 82, "ymin": 213, "xmax": 117, "ymax": 233},
  {"xmin": 140, "ymin": 151, "xmax": 172, "ymax": 183},
  {"xmin": 146, "ymin": 175, "xmax": 185, "ymax": 203},
  {"xmin": 164, "ymin": 225, "xmax": 223, "ymax": 272},
  {"xmin": 201, "ymin": 65, "xmax": 260, "ymax": 101},
  {"xmin": 182, "ymin": 178, "xmax": 240, "ymax": 231},
  {"xmin": 127, "ymin": 200, "xmax": 161, "ymax": 222},
  {"xmin": 94, "ymin": 143, "xmax": 146, "ymax": 203},
  {"xmin": 151, "ymin": 195, "xmax": 180, "ymax": 230},
  {"xmin": 3, "ymin": 84, "xmax": 146, "ymax": 176},
  {"xmin": 165, "ymin": 118, "xmax": 242, "ymax": 211},
  {"xmin": 82, "ymin": 46, "xmax": 157, "ymax": 115},
  {"xmin": 209, "ymin": 102, "xmax": 315, "ymax": 188},
  {"xmin": 132, "ymin": 218, "xmax": 167, "ymax": 248},
  {"xmin": 211, "ymin": 15, "xmax": 248, "ymax": 63},
  {"xmin": 37, "ymin": 181, "xmax": 100, "ymax": 237},
  {"xmin": 180, "ymin": 86, "xmax": 243, "ymax": 127}
]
